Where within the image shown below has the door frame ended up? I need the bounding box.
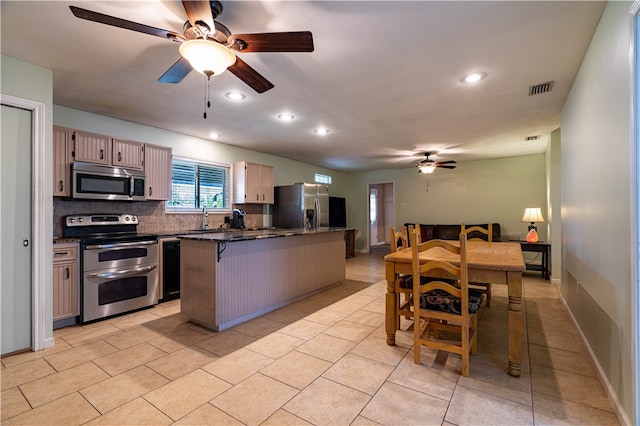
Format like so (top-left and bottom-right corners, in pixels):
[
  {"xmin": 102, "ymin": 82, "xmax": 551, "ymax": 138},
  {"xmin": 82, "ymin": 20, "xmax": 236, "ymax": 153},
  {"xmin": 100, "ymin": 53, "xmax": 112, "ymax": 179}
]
[
  {"xmin": 1, "ymin": 94, "xmax": 47, "ymax": 351},
  {"xmin": 366, "ymin": 181, "xmax": 395, "ymax": 252}
]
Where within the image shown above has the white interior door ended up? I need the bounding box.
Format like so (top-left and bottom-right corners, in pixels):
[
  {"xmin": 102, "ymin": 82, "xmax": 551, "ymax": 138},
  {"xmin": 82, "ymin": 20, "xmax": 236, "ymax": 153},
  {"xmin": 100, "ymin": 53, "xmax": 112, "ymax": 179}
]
[
  {"xmin": 1, "ymin": 104, "xmax": 32, "ymax": 354},
  {"xmin": 369, "ymin": 188, "xmax": 378, "ymax": 245}
]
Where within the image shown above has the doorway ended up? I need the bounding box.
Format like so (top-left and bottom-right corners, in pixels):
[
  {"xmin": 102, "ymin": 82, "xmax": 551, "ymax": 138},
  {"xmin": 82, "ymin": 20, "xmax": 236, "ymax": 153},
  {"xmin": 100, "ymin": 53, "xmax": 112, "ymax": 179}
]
[
  {"xmin": 1, "ymin": 93, "xmax": 48, "ymax": 353},
  {"xmin": 368, "ymin": 182, "xmax": 394, "ymax": 251},
  {"xmin": 1, "ymin": 104, "xmax": 33, "ymax": 354}
]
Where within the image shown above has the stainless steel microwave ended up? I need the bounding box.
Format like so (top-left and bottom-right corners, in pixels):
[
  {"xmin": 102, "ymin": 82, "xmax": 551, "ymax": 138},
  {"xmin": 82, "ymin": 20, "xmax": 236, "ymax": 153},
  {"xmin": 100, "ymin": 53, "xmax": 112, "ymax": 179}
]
[{"xmin": 72, "ymin": 162, "xmax": 146, "ymax": 201}]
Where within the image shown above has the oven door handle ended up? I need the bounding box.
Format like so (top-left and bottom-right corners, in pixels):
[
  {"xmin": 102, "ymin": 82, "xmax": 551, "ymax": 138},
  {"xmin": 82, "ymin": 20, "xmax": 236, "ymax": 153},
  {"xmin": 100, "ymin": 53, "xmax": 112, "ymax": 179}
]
[
  {"xmin": 85, "ymin": 240, "xmax": 158, "ymax": 250},
  {"xmin": 86, "ymin": 265, "xmax": 157, "ymax": 279}
]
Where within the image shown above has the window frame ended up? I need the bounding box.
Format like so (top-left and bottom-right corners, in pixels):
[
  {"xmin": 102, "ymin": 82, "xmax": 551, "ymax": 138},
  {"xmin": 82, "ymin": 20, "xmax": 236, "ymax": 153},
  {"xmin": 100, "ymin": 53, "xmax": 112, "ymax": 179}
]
[{"xmin": 165, "ymin": 156, "xmax": 232, "ymax": 214}]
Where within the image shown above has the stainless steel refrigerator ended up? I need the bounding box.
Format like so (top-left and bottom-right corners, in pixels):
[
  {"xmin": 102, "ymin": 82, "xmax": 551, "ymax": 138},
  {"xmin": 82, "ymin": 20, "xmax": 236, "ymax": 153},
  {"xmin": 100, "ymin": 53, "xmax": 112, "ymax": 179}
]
[{"xmin": 273, "ymin": 183, "xmax": 329, "ymax": 228}]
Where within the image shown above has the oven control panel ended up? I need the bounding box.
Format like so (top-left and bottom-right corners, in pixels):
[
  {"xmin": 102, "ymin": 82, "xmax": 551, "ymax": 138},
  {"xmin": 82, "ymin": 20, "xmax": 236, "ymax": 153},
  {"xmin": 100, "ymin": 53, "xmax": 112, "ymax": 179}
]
[{"xmin": 66, "ymin": 214, "xmax": 139, "ymax": 227}]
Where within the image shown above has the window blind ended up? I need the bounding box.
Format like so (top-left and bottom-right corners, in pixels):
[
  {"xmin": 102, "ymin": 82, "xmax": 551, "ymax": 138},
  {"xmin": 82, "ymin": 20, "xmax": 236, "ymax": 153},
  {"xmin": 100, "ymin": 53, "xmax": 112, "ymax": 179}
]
[{"xmin": 167, "ymin": 158, "xmax": 230, "ymax": 210}]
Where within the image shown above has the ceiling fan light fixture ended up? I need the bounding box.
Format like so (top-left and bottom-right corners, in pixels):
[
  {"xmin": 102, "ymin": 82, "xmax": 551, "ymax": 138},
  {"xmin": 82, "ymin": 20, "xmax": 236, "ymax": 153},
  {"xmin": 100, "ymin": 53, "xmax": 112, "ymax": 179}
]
[
  {"xmin": 179, "ymin": 39, "xmax": 236, "ymax": 76},
  {"xmin": 314, "ymin": 127, "xmax": 330, "ymax": 135},
  {"xmin": 418, "ymin": 164, "xmax": 437, "ymax": 174}
]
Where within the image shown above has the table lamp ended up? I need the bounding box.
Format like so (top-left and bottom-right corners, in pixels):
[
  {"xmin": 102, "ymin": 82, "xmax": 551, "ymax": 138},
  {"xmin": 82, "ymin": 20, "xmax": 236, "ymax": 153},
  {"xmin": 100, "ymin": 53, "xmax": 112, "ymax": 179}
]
[{"xmin": 521, "ymin": 207, "xmax": 544, "ymax": 243}]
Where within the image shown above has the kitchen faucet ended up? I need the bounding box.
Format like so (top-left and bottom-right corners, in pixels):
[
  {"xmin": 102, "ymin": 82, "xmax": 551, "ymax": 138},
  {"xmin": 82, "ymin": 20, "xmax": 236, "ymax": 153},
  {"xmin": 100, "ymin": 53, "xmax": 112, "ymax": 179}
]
[{"xmin": 201, "ymin": 205, "xmax": 209, "ymax": 230}]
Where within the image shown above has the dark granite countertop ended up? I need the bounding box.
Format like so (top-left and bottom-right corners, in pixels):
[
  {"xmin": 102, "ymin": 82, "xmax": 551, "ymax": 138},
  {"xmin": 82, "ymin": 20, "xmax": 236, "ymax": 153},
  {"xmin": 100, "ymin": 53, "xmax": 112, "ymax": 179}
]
[{"xmin": 177, "ymin": 227, "xmax": 354, "ymax": 243}]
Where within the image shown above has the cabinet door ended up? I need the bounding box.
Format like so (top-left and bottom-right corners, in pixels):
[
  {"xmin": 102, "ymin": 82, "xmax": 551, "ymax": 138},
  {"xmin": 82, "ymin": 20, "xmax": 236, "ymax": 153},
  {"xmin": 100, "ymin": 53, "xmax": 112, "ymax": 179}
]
[
  {"xmin": 53, "ymin": 244, "xmax": 79, "ymax": 321},
  {"xmin": 112, "ymin": 138, "xmax": 143, "ymax": 169},
  {"xmin": 246, "ymin": 162, "xmax": 262, "ymax": 203},
  {"xmin": 260, "ymin": 165, "xmax": 274, "ymax": 204},
  {"xmin": 53, "ymin": 126, "xmax": 72, "ymax": 196},
  {"xmin": 144, "ymin": 144, "xmax": 172, "ymax": 200},
  {"xmin": 73, "ymin": 130, "xmax": 111, "ymax": 164},
  {"xmin": 53, "ymin": 262, "xmax": 79, "ymax": 320}
]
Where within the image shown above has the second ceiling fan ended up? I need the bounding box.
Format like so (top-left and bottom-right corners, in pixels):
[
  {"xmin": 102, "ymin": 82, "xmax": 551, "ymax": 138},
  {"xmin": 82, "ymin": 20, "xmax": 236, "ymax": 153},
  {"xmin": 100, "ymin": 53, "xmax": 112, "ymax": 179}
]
[
  {"xmin": 417, "ymin": 152, "xmax": 457, "ymax": 174},
  {"xmin": 70, "ymin": 1, "xmax": 315, "ymax": 94}
]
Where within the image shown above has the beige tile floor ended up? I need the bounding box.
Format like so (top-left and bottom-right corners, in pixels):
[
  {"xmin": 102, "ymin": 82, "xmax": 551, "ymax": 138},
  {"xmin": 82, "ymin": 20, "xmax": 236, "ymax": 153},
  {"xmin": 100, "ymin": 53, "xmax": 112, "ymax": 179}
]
[{"xmin": 1, "ymin": 247, "xmax": 621, "ymax": 425}]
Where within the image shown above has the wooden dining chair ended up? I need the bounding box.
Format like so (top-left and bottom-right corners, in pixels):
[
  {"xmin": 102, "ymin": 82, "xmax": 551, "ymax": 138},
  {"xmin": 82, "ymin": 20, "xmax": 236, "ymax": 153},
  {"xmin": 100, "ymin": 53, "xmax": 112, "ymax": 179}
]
[
  {"xmin": 390, "ymin": 226, "xmax": 413, "ymax": 323},
  {"xmin": 410, "ymin": 230, "xmax": 483, "ymax": 377},
  {"xmin": 461, "ymin": 223, "xmax": 493, "ymax": 307}
]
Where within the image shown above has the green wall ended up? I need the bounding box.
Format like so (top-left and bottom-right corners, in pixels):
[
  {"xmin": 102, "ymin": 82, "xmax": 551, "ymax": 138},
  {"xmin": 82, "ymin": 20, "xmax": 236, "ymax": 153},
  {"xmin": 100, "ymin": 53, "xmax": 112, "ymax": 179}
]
[
  {"xmin": 560, "ymin": 2, "xmax": 635, "ymax": 423},
  {"xmin": 346, "ymin": 154, "xmax": 547, "ymax": 250}
]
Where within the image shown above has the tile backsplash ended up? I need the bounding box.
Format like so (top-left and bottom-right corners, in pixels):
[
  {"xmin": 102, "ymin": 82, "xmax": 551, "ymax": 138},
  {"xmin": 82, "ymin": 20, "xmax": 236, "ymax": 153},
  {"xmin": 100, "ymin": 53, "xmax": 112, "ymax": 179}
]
[{"xmin": 53, "ymin": 198, "xmax": 265, "ymax": 237}]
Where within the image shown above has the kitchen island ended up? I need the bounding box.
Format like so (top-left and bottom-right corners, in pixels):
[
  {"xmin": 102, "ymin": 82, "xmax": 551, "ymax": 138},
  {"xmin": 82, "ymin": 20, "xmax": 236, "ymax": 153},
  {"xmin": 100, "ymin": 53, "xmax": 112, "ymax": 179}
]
[{"xmin": 178, "ymin": 228, "xmax": 350, "ymax": 331}]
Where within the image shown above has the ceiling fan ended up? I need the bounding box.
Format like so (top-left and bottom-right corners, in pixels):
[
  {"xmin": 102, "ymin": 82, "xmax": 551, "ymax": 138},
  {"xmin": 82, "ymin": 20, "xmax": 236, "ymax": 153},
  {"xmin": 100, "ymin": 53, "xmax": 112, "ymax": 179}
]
[
  {"xmin": 69, "ymin": 1, "xmax": 314, "ymax": 95},
  {"xmin": 417, "ymin": 152, "xmax": 457, "ymax": 174}
]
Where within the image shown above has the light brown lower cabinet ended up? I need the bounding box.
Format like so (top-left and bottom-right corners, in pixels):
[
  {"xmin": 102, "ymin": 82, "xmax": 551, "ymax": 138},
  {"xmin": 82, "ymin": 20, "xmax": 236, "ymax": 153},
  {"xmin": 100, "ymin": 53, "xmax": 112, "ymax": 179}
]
[{"xmin": 53, "ymin": 243, "xmax": 79, "ymax": 323}]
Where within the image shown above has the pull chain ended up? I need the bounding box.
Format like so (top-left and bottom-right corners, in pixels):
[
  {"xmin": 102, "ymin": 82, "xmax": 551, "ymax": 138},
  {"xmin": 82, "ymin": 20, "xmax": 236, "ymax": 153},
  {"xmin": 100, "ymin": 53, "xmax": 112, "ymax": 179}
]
[{"xmin": 203, "ymin": 71, "xmax": 213, "ymax": 119}]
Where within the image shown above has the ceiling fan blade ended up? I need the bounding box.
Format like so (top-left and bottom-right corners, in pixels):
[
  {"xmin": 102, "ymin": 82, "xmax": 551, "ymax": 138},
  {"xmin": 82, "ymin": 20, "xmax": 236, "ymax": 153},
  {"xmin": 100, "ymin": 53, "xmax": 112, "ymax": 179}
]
[
  {"xmin": 439, "ymin": 165, "xmax": 457, "ymax": 169},
  {"xmin": 228, "ymin": 32, "xmax": 314, "ymax": 53},
  {"xmin": 158, "ymin": 58, "xmax": 193, "ymax": 83},
  {"xmin": 181, "ymin": 1, "xmax": 215, "ymax": 34},
  {"xmin": 227, "ymin": 57, "xmax": 274, "ymax": 93},
  {"xmin": 69, "ymin": 6, "xmax": 184, "ymax": 41},
  {"xmin": 437, "ymin": 160, "xmax": 457, "ymax": 165}
]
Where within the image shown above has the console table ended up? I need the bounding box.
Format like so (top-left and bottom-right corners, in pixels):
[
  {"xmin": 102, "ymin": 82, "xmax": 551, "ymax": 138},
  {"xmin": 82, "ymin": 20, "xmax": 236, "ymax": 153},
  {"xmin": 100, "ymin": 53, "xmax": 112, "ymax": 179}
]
[{"xmin": 519, "ymin": 241, "xmax": 550, "ymax": 280}]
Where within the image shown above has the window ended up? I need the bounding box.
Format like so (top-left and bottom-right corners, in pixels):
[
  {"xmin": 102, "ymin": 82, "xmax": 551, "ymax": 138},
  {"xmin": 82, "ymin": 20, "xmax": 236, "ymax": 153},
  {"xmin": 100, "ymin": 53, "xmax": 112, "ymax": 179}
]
[
  {"xmin": 166, "ymin": 157, "xmax": 231, "ymax": 211},
  {"xmin": 315, "ymin": 173, "xmax": 332, "ymax": 184}
]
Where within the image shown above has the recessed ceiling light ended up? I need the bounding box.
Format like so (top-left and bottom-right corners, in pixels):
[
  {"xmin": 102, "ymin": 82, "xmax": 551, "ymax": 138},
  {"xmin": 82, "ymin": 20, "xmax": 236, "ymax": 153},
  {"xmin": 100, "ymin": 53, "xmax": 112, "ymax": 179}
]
[
  {"xmin": 278, "ymin": 113, "xmax": 295, "ymax": 121},
  {"xmin": 314, "ymin": 127, "xmax": 330, "ymax": 136},
  {"xmin": 209, "ymin": 132, "xmax": 220, "ymax": 139},
  {"xmin": 461, "ymin": 72, "xmax": 487, "ymax": 84},
  {"xmin": 225, "ymin": 91, "xmax": 246, "ymax": 100}
]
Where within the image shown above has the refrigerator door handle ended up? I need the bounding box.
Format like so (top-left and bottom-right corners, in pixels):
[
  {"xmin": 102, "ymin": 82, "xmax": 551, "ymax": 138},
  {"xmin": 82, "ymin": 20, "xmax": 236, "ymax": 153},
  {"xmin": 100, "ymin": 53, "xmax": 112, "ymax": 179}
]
[{"xmin": 315, "ymin": 197, "xmax": 320, "ymax": 228}]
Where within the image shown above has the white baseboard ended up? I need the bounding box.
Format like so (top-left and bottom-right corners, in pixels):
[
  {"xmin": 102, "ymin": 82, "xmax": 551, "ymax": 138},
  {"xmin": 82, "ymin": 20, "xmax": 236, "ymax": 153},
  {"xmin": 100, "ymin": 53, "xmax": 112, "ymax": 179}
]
[
  {"xmin": 560, "ymin": 294, "xmax": 632, "ymax": 425},
  {"xmin": 43, "ymin": 337, "xmax": 55, "ymax": 349}
]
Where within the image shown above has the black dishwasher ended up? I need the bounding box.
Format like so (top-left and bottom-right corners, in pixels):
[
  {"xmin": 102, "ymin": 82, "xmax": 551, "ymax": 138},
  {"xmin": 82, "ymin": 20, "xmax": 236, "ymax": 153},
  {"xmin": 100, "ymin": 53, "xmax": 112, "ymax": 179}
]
[{"xmin": 161, "ymin": 240, "xmax": 181, "ymax": 302}]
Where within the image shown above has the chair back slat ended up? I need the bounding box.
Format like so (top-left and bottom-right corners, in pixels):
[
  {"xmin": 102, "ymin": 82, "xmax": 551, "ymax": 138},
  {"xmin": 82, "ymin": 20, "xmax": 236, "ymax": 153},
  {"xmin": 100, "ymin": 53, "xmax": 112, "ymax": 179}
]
[{"xmin": 461, "ymin": 223, "xmax": 493, "ymax": 242}]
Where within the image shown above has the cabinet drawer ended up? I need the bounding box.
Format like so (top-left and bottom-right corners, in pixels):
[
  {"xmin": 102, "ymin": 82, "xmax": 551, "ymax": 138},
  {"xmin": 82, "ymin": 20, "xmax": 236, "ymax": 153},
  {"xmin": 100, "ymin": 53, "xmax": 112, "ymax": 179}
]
[{"xmin": 53, "ymin": 244, "xmax": 78, "ymax": 262}]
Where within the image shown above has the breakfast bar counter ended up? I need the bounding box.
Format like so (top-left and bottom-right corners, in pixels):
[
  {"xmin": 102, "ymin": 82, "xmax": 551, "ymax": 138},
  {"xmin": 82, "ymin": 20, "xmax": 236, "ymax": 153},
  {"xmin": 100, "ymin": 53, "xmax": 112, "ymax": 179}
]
[{"xmin": 177, "ymin": 228, "xmax": 349, "ymax": 331}]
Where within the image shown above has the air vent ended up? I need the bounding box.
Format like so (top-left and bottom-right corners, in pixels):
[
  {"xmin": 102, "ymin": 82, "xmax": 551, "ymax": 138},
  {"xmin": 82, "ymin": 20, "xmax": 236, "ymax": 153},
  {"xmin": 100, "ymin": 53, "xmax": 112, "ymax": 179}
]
[
  {"xmin": 528, "ymin": 81, "xmax": 554, "ymax": 96},
  {"xmin": 525, "ymin": 135, "xmax": 540, "ymax": 141}
]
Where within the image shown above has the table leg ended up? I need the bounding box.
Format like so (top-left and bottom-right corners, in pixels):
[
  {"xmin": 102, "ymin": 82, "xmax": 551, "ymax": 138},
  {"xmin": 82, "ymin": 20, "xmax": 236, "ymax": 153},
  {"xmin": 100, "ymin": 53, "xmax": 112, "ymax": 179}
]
[
  {"xmin": 507, "ymin": 270, "xmax": 523, "ymax": 377},
  {"xmin": 385, "ymin": 262, "xmax": 398, "ymax": 345}
]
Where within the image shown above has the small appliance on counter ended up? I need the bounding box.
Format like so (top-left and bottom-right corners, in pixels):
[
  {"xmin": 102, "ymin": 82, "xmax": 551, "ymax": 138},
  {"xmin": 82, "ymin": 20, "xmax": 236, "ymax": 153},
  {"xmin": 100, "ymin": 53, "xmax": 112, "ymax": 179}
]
[{"xmin": 231, "ymin": 208, "xmax": 245, "ymax": 229}]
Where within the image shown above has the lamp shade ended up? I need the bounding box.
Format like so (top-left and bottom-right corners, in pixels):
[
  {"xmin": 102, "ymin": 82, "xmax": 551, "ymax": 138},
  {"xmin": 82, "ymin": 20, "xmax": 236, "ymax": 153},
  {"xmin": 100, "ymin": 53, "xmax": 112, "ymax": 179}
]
[
  {"xmin": 418, "ymin": 164, "xmax": 436, "ymax": 174},
  {"xmin": 521, "ymin": 207, "xmax": 544, "ymax": 223},
  {"xmin": 179, "ymin": 39, "xmax": 236, "ymax": 76}
]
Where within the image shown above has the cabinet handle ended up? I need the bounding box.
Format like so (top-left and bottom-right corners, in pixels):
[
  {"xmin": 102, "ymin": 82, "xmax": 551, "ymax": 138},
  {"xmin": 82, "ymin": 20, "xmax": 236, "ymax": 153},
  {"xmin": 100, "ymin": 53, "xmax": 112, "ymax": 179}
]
[
  {"xmin": 149, "ymin": 187, "xmax": 153, "ymax": 196},
  {"xmin": 256, "ymin": 194, "xmax": 259, "ymax": 201},
  {"xmin": 100, "ymin": 149, "xmax": 104, "ymax": 160},
  {"xmin": 54, "ymin": 251, "xmax": 69, "ymax": 256},
  {"xmin": 59, "ymin": 180, "xmax": 64, "ymax": 191},
  {"xmin": 118, "ymin": 152, "xmax": 122, "ymax": 162},
  {"xmin": 263, "ymin": 194, "xmax": 265, "ymax": 201},
  {"xmin": 65, "ymin": 267, "xmax": 70, "ymax": 280}
]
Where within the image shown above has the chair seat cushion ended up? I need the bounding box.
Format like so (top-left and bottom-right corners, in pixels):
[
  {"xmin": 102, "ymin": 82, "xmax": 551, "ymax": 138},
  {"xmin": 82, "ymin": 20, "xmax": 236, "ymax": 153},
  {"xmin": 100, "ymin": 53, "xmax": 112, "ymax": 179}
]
[{"xmin": 419, "ymin": 289, "xmax": 484, "ymax": 314}]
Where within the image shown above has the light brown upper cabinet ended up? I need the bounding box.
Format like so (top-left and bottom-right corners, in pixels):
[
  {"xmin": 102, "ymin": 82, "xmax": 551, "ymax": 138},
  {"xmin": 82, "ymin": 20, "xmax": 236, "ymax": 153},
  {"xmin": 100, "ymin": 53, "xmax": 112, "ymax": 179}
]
[
  {"xmin": 233, "ymin": 161, "xmax": 274, "ymax": 204},
  {"xmin": 73, "ymin": 130, "xmax": 112, "ymax": 165},
  {"xmin": 53, "ymin": 126, "xmax": 72, "ymax": 196},
  {"xmin": 112, "ymin": 138, "xmax": 144, "ymax": 169},
  {"xmin": 144, "ymin": 144, "xmax": 172, "ymax": 200}
]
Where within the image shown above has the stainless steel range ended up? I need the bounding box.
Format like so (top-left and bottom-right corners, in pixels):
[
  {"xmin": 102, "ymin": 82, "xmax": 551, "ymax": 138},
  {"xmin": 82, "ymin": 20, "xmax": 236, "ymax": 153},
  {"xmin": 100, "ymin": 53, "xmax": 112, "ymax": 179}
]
[{"xmin": 64, "ymin": 214, "xmax": 158, "ymax": 323}]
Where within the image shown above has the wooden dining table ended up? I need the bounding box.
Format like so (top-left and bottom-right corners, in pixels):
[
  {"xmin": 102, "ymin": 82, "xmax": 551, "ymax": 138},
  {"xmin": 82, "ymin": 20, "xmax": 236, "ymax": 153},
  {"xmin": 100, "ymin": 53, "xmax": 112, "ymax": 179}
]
[{"xmin": 384, "ymin": 241, "xmax": 526, "ymax": 377}]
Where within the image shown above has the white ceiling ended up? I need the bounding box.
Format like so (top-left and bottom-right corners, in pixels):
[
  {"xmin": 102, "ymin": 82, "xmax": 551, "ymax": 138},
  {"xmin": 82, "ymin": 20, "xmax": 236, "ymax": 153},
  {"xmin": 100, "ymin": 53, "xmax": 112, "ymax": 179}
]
[{"xmin": 1, "ymin": 1, "xmax": 605, "ymax": 172}]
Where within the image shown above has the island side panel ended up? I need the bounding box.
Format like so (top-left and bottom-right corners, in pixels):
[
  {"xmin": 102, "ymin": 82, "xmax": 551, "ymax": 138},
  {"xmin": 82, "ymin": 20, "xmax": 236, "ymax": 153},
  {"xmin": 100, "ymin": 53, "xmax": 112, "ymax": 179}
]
[
  {"xmin": 215, "ymin": 231, "xmax": 346, "ymax": 330},
  {"xmin": 180, "ymin": 239, "xmax": 217, "ymax": 329}
]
